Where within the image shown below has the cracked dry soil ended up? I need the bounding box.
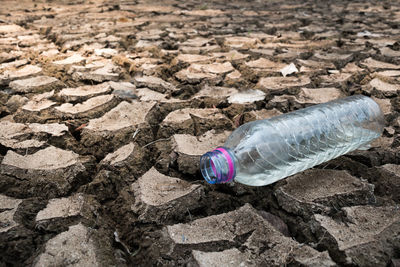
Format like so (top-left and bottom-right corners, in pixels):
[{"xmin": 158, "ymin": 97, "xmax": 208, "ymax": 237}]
[{"xmin": 1, "ymin": 0, "xmax": 400, "ymax": 266}]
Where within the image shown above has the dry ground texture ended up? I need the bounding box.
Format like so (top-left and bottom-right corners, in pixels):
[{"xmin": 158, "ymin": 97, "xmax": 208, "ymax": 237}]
[{"xmin": 1, "ymin": 0, "xmax": 400, "ymax": 266}]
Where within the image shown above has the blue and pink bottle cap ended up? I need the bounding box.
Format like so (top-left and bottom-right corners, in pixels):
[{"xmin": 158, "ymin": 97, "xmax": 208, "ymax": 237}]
[{"xmin": 200, "ymin": 147, "xmax": 236, "ymax": 184}]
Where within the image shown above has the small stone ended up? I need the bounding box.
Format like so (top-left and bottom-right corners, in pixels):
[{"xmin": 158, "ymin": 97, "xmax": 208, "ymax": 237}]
[
  {"xmin": 9, "ymin": 76, "xmax": 61, "ymax": 93},
  {"xmin": 133, "ymin": 75, "xmax": 176, "ymax": 93},
  {"xmin": 280, "ymin": 62, "xmax": 298, "ymax": 77},
  {"xmin": 328, "ymin": 70, "xmax": 340, "ymax": 74},
  {"xmin": 275, "ymin": 169, "xmax": 375, "ymax": 216},
  {"xmin": 130, "ymin": 167, "xmax": 204, "ymax": 223},
  {"xmin": 228, "ymin": 89, "xmax": 266, "ymax": 104}
]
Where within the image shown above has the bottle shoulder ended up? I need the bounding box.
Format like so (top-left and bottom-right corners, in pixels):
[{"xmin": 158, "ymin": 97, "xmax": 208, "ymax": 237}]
[{"xmin": 225, "ymin": 120, "xmax": 275, "ymax": 148}]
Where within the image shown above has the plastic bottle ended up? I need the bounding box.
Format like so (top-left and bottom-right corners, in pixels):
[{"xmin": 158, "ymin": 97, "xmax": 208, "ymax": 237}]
[{"xmin": 200, "ymin": 95, "xmax": 384, "ymax": 186}]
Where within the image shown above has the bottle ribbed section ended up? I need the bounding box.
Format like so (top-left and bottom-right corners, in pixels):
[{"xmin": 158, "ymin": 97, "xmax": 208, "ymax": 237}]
[{"xmin": 224, "ymin": 95, "xmax": 384, "ymax": 186}]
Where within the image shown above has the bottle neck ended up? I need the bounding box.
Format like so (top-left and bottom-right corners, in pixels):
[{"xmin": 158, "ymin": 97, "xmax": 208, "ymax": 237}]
[{"xmin": 200, "ymin": 147, "xmax": 236, "ymax": 184}]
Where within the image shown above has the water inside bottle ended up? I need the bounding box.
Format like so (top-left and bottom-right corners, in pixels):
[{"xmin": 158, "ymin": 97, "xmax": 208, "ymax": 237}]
[{"xmin": 231, "ymin": 125, "xmax": 380, "ymax": 186}]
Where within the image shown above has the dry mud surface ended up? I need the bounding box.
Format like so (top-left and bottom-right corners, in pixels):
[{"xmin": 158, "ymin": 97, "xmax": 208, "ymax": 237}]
[{"xmin": 1, "ymin": 0, "xmax": 400, "ymax": 266}]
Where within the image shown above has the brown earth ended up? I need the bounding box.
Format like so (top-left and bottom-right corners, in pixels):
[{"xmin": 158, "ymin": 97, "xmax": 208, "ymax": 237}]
[{"xmin": 1, "ymin": 0, "xmax": 400, "ymax": 266}]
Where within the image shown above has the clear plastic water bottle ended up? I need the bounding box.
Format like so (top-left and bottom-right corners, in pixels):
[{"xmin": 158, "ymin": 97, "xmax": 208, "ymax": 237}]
[{"xmin": 200, "ymin": 95, "xmax": 385, "ymax": 186}]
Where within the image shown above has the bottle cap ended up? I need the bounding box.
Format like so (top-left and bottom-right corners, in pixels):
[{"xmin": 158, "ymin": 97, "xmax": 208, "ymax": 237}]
[{"xmin": 200, "ymin": 147, "xmax": 236, "ymax": 184}]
